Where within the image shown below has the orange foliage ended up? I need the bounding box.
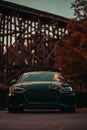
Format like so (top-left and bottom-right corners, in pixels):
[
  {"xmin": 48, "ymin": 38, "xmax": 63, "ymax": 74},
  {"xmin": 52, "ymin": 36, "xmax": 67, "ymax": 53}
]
[{"xmin": 55, "ymin": 18, "xmax": 87, "ymax": 80}]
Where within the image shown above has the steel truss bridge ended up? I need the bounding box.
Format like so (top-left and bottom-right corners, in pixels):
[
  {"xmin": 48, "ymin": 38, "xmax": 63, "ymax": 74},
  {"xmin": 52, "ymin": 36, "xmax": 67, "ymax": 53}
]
[{"xmin": 0, "ymin": 0, "xmax": 68, "ymax": 84}]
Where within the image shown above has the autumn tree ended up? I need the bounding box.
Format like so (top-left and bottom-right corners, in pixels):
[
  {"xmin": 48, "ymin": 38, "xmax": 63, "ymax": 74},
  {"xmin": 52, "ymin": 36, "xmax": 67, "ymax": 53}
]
[
  {"xmin": 55, "ymin": 0, "xmax": 87, "ymax": 81},
  {"xmin": 71, "ymin": 0, "xmax": 87, "ymax": 20},
  {"xmin": 67, "ymin": 0, "xmax": 87, "ymax": 76}
]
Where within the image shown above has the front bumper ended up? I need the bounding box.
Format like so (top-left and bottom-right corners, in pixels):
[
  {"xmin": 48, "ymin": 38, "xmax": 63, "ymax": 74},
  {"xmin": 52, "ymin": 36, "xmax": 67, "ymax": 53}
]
[{"xmin": 8, "ymin": 91, "xmax": 75, "ymax": 110}]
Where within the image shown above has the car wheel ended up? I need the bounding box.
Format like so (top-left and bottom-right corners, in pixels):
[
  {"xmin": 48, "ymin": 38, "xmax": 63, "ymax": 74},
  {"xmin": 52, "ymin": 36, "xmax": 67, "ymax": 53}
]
[
  {"xmin": 60, "ymin": 105, "xmax": 76, "ymax": 113},
  {"xmin": 66, "ymin": 106, "xmax": 75, "ymax": 113},
  {"xmin": 8, "ymin": 106, "xmax": 24, "ymax": 113},
  {"xmin": 69, "ymin": 102, "xmax": 76, "ymax": 113}
]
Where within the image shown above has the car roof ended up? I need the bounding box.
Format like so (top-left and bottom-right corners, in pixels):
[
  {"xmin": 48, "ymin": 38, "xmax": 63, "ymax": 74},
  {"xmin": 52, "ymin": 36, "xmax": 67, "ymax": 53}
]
[
  {"xmin": 23, "ymin": 71, "xmax": 59, "ymax": 74},
  {"xmin": 22, "ymin": 71, "xmax": 62, "ymax": 77}
]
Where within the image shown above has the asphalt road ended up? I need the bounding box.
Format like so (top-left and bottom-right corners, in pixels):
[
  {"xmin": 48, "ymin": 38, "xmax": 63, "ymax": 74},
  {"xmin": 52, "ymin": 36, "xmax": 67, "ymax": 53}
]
[{"xmin": 0, "ymin": 108, "xmax": 87, "ymax": 130}]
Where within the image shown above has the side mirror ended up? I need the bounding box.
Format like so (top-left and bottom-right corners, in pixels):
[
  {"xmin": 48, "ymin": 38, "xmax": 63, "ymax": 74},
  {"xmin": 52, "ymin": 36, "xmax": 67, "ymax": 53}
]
[{"xmin": 67, "ymin": 79, "xmax": 74, "ymax": 85}]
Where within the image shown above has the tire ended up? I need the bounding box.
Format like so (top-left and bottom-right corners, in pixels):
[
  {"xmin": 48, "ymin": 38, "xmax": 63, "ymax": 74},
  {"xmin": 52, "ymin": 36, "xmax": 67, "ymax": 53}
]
[
  {"xmin": 67, "ymin": 106, "xmax": 75, "ymax": 113},
  {"xmin": 60, "ymin": 105, "xmax": 76, "ymax": 113},
  {"xmin": 8, "ymin": 106, "xmax": 24, "ymax": 113},
  {"xmin": 66, "ymin": 101, "xmax": 76, "ymax": 113}
]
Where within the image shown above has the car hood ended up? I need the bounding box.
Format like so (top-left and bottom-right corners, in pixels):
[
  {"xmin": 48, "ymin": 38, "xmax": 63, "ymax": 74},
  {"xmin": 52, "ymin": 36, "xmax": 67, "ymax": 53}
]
[{"xmin": 14, "ymin": 81, "xmax": 63, "ymax": 90}]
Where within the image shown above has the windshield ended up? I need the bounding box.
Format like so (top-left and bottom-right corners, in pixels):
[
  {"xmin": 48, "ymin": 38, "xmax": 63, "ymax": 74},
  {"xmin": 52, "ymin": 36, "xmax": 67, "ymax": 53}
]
[{"xmin": 19, "ymin": 72, "xmax": 64, "ymax": 82}]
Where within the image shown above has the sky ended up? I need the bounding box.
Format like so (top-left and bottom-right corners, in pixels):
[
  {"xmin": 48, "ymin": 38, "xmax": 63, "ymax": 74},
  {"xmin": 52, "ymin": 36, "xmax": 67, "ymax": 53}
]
[{"xmin": 5, "ymin": 0, "xmax": 75, "ymax": 18}]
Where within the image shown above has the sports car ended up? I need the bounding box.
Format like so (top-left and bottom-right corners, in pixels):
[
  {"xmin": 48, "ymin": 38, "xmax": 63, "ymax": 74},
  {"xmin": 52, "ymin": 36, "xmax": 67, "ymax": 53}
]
[{"xmin": 8, "ymin": 71, "xmax": 75, "ymax": 113}]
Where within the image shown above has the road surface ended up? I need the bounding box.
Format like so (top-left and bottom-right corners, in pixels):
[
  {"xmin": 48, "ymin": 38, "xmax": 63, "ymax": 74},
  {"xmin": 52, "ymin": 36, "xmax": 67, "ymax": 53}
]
[{"xmin": 0, "ymin": 108, "xmax": 87, "ymax": 130}]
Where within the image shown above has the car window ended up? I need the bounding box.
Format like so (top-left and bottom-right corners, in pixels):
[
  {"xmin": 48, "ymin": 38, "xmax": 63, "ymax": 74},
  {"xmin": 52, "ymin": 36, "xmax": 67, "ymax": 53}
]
[{"xmin": 19, "ymin": 72, "xmax": 64, "ymax": 82}]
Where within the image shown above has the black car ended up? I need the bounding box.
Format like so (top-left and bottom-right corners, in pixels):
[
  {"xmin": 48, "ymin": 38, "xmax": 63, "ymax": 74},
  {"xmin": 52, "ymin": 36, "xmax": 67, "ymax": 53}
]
[{"xmin": 8, "ymin": 71, "xmax": 75, "ymax": 113}]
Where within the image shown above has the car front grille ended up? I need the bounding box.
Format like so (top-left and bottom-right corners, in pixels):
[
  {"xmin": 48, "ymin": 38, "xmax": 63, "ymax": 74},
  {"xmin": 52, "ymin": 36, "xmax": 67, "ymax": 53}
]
[{"xmin": 24, "ymin": 90, "xmax": 60, "ymax": 102}]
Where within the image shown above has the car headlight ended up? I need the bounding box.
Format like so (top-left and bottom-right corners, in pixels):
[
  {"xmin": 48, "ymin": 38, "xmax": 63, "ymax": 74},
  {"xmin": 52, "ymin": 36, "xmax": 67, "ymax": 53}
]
[
  {"xmin": 9, "ymin": 86, "xmax": 15, "ymax": 96},
  {"xmin": 9, "ymin": 86, "xmax": 25, "ymax": 95},
  {"xmin": 59, "ymin": 87, "xmax": 73, "ymax": 93}
]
